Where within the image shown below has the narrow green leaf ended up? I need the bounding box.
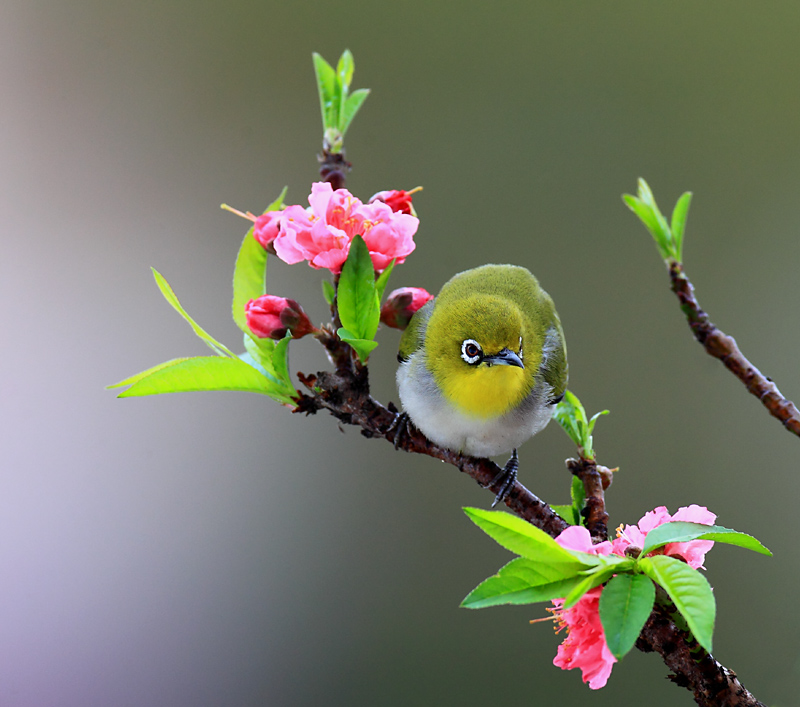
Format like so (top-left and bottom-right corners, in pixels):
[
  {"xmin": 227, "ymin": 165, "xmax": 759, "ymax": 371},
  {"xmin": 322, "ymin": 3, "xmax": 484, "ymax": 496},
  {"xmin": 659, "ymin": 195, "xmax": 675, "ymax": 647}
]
[
  {"xmin": 599, "ymin": 574, "xmax": 656, "ymax": 659},
  {"xmin": 464, "ymin": 507, "xmax": 593, "ymax": 572},
  {"xmin": 623, "ymin": 194, "xmax": 671, "ymax": 260},
  {"xmin": 336, "ymin": 49, "xmax": 355, "ymax": 92},
  {"xmin": 670, "ymin": 191, "xmax": 692, "ymax": 263},
  {"xmin": 639, "ymin": 555, "xmax": 715, "ymax": 653},
  {"xmin": 337, "ymin": 328, "xmax": 379, "ymax": 362},
  {"xmin": 152, "ymin": 269, "xmax": 235, "ymax": 357},
  {"xmin": 232, "ymin": 226, "xmax": 267, "ymax": 332},
  {"xmin": 561, "ymin": 565, "xmax": 618, "ymax": 609},
  {"xmin": 550, "ymin": 504, "xmax": 578, "ymax": 525},
  {"xmin": 336, "ymin": 50, "xmax": 354, "ymax": 134},
  {"xmin": 570, "ymin": 475, "xmax": 586, "ymax": 520},
  {"xmin": 107, "ymin": 358, "xmax": 195, "ymax": 389},
  {"xmin": 322, "ymin": 279, "xmax": 336, "ymax": 306},
  {"xmin": 242, "ymin": 334, "xmax": 295, "ymax": 397},
  {"xmin": 375, "ymin": 258, "xmax": 396, "ymax": 302},
  {"xmin": 462, "ymin": 558, "xmax": 588, "ymax": 609},
  {"xmin": 341, "ymin": 88, "xmax": 370, "ymax": 138},
  {"xmin": 312, "ymin": 52, "xmax": 337, "ymax": 129},
  {"xmin": 114, "ymin": 356, "xmax": 291, "ymax": 400},
  {"xmin": 587, "ymin": 408, "xmax": 609, "ymax": 436},
  {"xmin": 271, "ymin": 335, "xmax": 293, "ymax": 387},
  {"xmin": 337, "ymin": 235, "xmax": 380, "ymax": 341},
  {"xmin": 640, "ymin": 521, "xmax": 772, "ymax": 558}
]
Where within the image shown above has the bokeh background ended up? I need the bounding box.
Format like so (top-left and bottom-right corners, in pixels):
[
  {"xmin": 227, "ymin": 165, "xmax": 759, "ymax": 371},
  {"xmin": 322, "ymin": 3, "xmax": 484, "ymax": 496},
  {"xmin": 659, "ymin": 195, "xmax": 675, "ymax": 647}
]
[{"xmin": 2, "ymin": 2, "xmax": 799, "ymax": 705}]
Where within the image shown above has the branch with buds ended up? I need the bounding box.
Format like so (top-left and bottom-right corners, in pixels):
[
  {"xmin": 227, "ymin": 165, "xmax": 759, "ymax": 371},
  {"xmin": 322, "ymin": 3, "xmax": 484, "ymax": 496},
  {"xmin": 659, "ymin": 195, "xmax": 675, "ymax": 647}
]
[{"xmin": 108, "ymin": 51, "xmax": 780, "ymax": 706}]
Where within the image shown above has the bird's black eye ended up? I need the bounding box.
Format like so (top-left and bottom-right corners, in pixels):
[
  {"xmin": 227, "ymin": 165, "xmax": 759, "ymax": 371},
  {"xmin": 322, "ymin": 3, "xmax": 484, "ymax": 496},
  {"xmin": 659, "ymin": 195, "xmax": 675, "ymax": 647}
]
[{"xmin": 460, "ymin": 339, "xmax": 483, "ymax": 365}]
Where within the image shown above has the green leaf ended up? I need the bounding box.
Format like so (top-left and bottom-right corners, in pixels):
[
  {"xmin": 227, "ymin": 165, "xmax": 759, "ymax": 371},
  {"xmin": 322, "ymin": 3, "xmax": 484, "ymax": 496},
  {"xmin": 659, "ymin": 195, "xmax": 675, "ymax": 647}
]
[
  {"xmin": 670, "ymin": 191, "xmax": 692, "ymax": 263},
  {"xmin": 553, "ymin": 390, "xmax": 607, "ymax": 460},
  {"xmin": 463, "ymin": 507, "xmax": 594, "ymax": 572},
  {"xmin": 111, "ymin": 356, "xmax": 293, "ymax": 401},
  {"xmin": 561, "ymin": 564, "xmax": 624, "ymax": 609},
  {"xmin": 461, "ymin": 558, "xmax": 587, "ymax": 609},
  {"xmin": 337, "ymin": 235, "xmax": 380, "ymax": 341},
  {"xmin": 599, "ymin": 574, "xmax": 656, "ymax": 659},
  {"xmin": 337, "ymin": 328, "xmax": 379, "ymax": 363},
  {"xmin": 639, "ymin": 555, "xmax": 715, "ymax": 653},
  {"xmin": 341, "ymin": 88, "xmax": 370, "ymax": 138},
  {"xmin": 231, "ymin": 226, "xmax": 267, "ymax": 332},
  {"xmin": 336, "ymin": 49, "xmax": 354, "ymax": 133},
  {"xmin": 336, "ymin": 49, "xmax": 354, "ymax": 93},
  {"xmin": 152, "ymin": 269, "xmax": 235, "ymax": 357},
  {"xmin": 271, "ymin": 335, "xmax": 293, "ymax": 387},
  {"xmin": 243, "ymin": 332, "xmax": 295, "ymax": 395},
  {"xmin": 322, "ymin": 279, "xmax": 336, "ymax": 306},
  {"xmin": 623, "ymin": 194, "xmax": 671, "ymax": 260},
  {"xmin": 107, "ymin": 358, "xmax": 195, "ymax": 390},
  {"xmin": 550, "ymin": 504, "xmax": 578, "ymax": 525},
  {"xmin": 375, "ymin": 258, "xmax": 396, "ymax": 302},
  {"xmin": 312, "ymin": 52, "xmax": 338, "ymax": 130},
  {"xmin": 639, "ymin": 521, "xmax": 772, "ymax": 558}
]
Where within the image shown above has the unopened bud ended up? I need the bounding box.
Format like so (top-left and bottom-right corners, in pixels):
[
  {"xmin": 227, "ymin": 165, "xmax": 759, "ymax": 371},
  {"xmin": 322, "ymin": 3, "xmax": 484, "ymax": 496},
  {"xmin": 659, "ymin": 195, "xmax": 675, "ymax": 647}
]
[
  {"xmin": 369, "ymin": 187, "xmax": 421, "ymax": 215},
  {"xmin": 380, "ymin": 287, "xmax": 434, "ymax": 330},
  {"xmin": 245, "ymin": 295, "xmax": 316, "ymax": 339}
]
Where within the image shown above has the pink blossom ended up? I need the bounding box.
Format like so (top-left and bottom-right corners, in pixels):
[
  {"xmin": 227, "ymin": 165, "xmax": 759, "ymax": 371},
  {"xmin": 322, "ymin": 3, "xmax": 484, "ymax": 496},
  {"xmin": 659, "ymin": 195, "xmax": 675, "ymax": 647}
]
[
  {"xmin": 552, "ymin": 588, "xmax": 617, "ymax": 690},
  {"xmin": 549, "ymin": 505, "xmax": 716, "ymax": 688},
  {"xmin": 245, "ymin": 295, "xmax": 315, "ymax": 340},
  {"xmin": 380, "ymin": 287, "xmax": 434, "ymax": 330},
  {"xmin": 271, "ymin": 182, "xmax": 419, "ymax": 274},
  {"xmin": 612, "ymin": 504, "xmax": 717, "ymax": 569}
]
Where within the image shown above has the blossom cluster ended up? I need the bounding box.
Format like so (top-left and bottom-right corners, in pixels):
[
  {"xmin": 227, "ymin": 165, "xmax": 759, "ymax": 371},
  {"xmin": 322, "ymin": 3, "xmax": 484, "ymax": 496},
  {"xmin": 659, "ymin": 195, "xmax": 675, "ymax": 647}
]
[
  {"xmin": 253, "ymin": 182, "xmax": 419, "ymax": 274},
  {"xmin": 551, "ymin": 505, "xmax": 716, "ymax": 689}
]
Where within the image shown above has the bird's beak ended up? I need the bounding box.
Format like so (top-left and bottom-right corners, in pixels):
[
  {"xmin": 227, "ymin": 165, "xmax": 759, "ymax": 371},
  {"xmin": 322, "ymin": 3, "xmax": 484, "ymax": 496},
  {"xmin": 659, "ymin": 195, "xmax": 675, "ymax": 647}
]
[{"xmin": 484, "ymin": 348, "xmax": 524, "ymax": 369}]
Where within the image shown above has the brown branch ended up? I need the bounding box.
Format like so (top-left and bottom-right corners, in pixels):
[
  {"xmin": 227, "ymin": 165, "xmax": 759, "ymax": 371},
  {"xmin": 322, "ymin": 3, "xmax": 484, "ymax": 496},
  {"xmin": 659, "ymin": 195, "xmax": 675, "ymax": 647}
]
[
  {"xmin": 669, "ymin": 260, "xmax": 800, "ymax": 437},
  {"xmin": 289, "ymin": 328, "xmax": 765, "ymax": 705},
  {"xmin": 300, "ymin": 157, "xmax": 762, "ymax": 703},
  {"xmin": 566, "ymin": 458, "xmax": 609, "ymax": 541},
  {"xmin": 637, "ymin": 603, "xmax": 765, "ymax": 707},
  {"xmin": 318, "ymin": 147, "xmax": 351, "ymax": 191},
  {"xmin": 294, "ymin": 332, "xmax": 568, "ymax": 537}
]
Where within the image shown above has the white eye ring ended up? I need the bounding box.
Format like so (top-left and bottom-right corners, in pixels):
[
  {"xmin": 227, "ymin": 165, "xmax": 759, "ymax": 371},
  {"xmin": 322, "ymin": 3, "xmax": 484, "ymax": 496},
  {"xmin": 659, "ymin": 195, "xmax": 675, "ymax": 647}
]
[
  {"xmin": 519, "ymin": 336, "xmax": 524, "ymax": 361},
  {"xmin": 460, "ymin": 339, "xmax": 483, "ymax": 365}
]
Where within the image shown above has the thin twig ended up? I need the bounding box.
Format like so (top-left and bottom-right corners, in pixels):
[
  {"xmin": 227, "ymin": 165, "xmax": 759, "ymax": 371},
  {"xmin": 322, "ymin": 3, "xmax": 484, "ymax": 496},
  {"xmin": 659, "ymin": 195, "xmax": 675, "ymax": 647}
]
[
  {"xmin": 566, "ymin": 458, "xmax": 609, "ymax": 541},
  {"xmin": 669, "ymin": 260, "xmax": 800, "ymax": 437}
]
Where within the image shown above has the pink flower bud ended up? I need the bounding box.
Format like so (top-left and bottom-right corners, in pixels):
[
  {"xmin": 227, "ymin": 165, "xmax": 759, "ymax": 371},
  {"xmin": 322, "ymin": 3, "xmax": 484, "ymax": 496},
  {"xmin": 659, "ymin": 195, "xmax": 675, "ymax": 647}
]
[
  {"xmin": 245, "ymin": 295, "xmax": 316, "ymax": 339},
  {"xmin": 369, "ymin": 189, "xmax": 417, "ymax": 215},
  {"xmin": 253, "ymin": 211, "xmax": 283, "ymax": 254},
  {"xmin": 380, "ymin": 287, "xmax": 434, "ymax": 330}
]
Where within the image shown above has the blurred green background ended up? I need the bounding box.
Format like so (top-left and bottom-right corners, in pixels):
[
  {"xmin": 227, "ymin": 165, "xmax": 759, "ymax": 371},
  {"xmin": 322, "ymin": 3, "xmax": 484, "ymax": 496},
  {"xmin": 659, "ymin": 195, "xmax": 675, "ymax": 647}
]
[{"xmin": 2, "ymin": 2, "xmax": 799, "ymax": 705}]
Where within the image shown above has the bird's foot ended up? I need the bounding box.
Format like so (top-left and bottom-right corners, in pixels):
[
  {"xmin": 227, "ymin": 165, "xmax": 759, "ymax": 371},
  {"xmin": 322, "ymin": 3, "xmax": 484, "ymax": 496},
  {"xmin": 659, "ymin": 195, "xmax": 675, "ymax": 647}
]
[
  {"xmin": 489, "ymin": 449, "xmax": 519, "ymax": 507},
  {"xmin": 386, "ymin": 410, "xmax": 411, "ymax": 450}
]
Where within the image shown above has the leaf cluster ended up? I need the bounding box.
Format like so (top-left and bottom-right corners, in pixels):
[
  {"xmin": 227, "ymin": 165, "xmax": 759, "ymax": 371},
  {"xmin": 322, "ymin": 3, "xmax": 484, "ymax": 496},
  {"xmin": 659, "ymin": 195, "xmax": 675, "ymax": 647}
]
[
  {"xmin": 462, "ymin": 508, "xmax": 770, "ymax": 660},
  {"xmin": 313, "ymin": 50, "xmax": 370, "ymax": 154},
  {"xmin": 623, "ymin": 178, "xmax": 692, "ymax": 263},
  {"xmin": 553, "ymin": 390, "xmax": 608, "ymax": 461}
]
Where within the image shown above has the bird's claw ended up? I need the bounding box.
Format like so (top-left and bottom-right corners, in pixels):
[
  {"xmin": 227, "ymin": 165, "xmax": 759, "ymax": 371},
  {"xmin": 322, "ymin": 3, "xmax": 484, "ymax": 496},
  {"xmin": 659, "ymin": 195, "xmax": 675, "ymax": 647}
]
[
  {"xmin": 490, "ymin": 448, "xmax": 519, "ymax": 507},
  {"xmin": 386, "ymin": 411, "xmax": 411, "ymax": 450}
]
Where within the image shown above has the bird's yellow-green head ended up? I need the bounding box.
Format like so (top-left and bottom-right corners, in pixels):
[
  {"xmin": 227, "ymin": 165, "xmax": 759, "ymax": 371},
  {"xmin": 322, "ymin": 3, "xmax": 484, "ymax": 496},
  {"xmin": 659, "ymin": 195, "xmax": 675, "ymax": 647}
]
[
  {"xmin": 403, "ymin": 263, "xmax": 560, "ymax": 420},
  {"xmin": 425, "ymin": 292, "xmax": 534, "ymax": 418}
]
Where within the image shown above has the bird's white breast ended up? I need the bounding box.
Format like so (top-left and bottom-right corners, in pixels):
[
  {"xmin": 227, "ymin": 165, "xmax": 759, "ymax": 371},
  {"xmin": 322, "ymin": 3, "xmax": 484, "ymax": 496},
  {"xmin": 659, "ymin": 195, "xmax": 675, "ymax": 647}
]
[{"xmin": 397, "ymin": 352, "xmax": 554, "ymax": 458}]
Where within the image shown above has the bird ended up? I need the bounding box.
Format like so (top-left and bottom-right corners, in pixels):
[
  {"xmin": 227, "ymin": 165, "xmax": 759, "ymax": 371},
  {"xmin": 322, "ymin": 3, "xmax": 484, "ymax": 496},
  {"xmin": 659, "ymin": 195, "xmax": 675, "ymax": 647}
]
[{"xmin": 395, "ymin": 264, "xmax": 567, "ymax": 504}]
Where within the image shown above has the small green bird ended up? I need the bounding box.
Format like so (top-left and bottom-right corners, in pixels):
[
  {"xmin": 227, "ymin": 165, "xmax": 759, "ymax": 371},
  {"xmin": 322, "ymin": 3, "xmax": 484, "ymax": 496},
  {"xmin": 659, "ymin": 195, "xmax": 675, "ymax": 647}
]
[{"xmin": 396, "ymin": 264, "xmax": 567, "ymax": 502}]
